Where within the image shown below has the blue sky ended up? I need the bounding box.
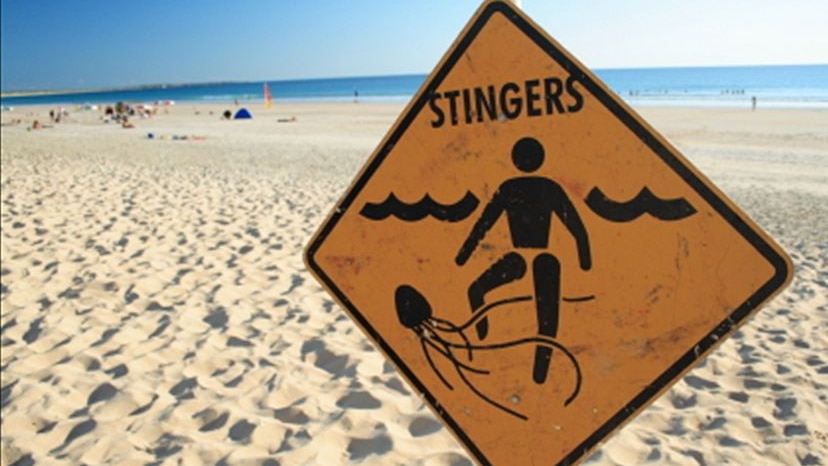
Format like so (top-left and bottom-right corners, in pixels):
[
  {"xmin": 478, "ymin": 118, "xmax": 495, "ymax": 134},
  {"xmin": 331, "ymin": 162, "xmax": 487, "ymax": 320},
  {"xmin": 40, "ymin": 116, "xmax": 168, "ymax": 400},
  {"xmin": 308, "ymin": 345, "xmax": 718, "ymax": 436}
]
[{"xmin": 2, "ymin": 0, "xmax": 827, "ymax": 92}]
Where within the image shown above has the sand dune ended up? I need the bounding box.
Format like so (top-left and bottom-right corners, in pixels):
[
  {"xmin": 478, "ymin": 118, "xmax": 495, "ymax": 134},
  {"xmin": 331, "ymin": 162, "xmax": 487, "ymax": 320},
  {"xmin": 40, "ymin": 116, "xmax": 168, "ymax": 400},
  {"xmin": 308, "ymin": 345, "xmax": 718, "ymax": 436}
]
[{"xmin": 1, "ymin": 104, "xmax": 826, "ymax": 465}]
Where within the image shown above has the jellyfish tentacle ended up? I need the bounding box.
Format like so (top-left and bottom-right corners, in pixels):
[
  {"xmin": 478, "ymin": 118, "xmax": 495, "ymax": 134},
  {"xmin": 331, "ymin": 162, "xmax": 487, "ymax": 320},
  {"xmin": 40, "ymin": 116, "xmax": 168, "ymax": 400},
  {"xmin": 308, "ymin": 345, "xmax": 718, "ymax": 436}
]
[
  {"xmin": 443, "ymin": 342, "xmax": 527, "ymax": 419},
  {"xmin": 441, "ymin": 335, "xmax": 582, "ymax": 405},
  {"xmin": 429, "ymin": 318, "xmax": 474, "ymax": 361},
  {"xmin": 430, "ymin": 316, "xmax": 457, "ymax": 331},
  {"xmin": 404, "ymin": 291, "xmax": 590, "ymax": 420},
  {"xmin": 421, "ymin": 333, "xmax": 518, "ymax": 418},
  {"xmin": 450, "ymin": 355, "xmax": 529, "ymax": 420},
  {"xmin": 423, "ymin": 335, "xmax": 489, "ymax": 375},
  {"xmin": 458, "ymin": 295, "xmax": 533, "ymax": 332},
  {"xmin": 421, "ymin": 337, "xmax": 453, "ymax": 390}
]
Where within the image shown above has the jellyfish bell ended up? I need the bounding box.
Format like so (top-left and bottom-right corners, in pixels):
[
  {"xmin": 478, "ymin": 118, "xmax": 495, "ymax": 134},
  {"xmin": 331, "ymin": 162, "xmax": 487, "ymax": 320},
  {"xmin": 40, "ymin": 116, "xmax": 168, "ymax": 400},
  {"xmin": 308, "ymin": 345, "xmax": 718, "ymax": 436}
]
[{"xmin": 395, "ymin": 284, "xmax": 432, "ymax": 329}]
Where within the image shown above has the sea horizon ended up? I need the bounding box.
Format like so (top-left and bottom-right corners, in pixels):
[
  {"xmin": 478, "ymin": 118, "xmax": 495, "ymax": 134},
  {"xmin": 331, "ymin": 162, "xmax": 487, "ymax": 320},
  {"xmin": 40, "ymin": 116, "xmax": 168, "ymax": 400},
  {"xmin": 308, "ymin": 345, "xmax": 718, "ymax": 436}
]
[
  {"xmin": 2, "ymin": 63, "xmax": 828, "ymax": 109},
  {"xmin": 3, "ymin": 63, "xmax": 826, "ymax": 97}
]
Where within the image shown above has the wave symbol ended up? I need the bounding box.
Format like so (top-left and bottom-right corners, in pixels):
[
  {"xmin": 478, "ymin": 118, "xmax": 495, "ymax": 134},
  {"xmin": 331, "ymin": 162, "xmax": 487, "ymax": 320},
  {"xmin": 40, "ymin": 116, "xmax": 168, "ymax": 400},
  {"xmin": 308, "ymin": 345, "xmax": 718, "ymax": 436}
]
[
  {"xmin": 585, "ymin": 187, "xmax": 696, "ymax": 222},
  {"xmin": 360, "ymin": 191, "xmax": 479, "ymax": 222}
]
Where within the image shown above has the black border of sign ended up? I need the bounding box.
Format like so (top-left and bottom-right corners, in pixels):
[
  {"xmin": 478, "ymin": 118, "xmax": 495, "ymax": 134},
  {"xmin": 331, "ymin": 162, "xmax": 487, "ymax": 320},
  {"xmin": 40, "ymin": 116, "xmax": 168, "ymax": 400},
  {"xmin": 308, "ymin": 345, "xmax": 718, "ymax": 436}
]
[{"xmin": 305, "ymin": 1, "xmax": 791, "ymax": 465}]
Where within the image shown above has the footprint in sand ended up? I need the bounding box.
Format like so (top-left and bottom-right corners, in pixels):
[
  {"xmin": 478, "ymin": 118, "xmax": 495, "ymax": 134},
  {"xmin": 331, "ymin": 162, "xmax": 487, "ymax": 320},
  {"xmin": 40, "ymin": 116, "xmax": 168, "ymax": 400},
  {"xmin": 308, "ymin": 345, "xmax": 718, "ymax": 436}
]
[
  {"xmin": 228, "ymin": 419, "xmax": 256, "ymax": 443},
  {"xmin": 347, "ymin": 433, "xmax": 393, "ymax": 461},
  {"xmin": 408, "ymin": 416, "xmax": 443, "ymax": 437},
  {"xmin": 273, "ymin": 406, "xmax": 310, "ymax": 425},
  {"xmin": 49, "ymin": 418, "xmax": 97, "ymax": 454},
  {"xmin": 335, "ymin": 391, "xmax": 381, "ymax": 410}
]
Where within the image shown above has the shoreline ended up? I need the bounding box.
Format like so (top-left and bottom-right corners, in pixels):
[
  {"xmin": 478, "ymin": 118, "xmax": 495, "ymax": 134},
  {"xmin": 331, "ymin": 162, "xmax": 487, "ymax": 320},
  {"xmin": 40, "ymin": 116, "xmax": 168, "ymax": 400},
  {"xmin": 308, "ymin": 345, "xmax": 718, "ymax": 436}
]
[{"xmin": 4, "ymin": 98, "xmax": 828, "ymax": 111}]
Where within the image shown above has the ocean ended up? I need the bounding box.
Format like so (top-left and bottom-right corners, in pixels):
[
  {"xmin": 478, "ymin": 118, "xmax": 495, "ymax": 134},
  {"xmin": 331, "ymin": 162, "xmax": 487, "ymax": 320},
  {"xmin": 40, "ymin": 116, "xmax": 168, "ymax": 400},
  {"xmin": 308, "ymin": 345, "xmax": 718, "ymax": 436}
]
[{"xmin": 2, "ymin": 64, "xmax": 826, "ymax": 109}]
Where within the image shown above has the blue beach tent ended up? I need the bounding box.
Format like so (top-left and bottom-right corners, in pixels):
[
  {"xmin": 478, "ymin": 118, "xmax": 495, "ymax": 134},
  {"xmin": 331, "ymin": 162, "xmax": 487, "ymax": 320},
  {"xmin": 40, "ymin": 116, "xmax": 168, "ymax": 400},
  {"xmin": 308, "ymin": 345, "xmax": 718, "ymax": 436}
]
[{"xmin": 234, "ymin": 108, "xmax": 253, "ymax": 119}]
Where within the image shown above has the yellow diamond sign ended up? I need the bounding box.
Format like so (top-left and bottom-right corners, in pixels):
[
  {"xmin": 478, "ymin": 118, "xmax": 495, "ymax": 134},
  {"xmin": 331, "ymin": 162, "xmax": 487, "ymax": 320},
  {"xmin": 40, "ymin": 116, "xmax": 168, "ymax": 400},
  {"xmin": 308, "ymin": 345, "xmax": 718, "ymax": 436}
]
[{"xmin": 305, "ymin": 1, "xmax": 792, "ymax": 464}]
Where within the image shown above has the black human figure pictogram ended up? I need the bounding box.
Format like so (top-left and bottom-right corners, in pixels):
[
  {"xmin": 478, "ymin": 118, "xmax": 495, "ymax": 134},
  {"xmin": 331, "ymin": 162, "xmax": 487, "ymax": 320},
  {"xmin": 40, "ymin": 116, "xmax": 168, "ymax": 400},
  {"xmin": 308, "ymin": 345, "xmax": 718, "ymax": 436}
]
[{"xmin": 455, "ymin": 137, "xmax": 592, "ymax": 384}]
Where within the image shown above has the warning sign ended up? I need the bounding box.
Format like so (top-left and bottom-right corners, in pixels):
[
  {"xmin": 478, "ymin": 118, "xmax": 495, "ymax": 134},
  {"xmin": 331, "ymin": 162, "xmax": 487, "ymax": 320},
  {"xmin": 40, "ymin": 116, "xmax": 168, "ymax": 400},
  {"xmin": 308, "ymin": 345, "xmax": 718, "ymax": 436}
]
[{"xmin": 305, "ymin": 1, "xmax": 792, "ymax": 465}]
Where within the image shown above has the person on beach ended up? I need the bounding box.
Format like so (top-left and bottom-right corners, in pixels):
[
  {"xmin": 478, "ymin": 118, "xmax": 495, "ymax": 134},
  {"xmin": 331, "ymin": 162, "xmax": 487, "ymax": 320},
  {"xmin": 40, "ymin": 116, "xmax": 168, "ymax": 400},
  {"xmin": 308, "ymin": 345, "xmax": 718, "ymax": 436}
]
[{"xmin": 752, "ymin": 96, "xmax": 757, "ymax": 111}]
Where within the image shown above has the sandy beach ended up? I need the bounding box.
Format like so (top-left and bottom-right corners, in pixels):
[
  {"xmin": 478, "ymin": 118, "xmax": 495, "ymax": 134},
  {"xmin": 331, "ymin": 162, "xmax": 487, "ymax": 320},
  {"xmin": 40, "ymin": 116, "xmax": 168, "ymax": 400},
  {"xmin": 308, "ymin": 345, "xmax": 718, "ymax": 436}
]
[{"xmin": 1, "ymin": 102, "xmax": 826, "ymax": 465}]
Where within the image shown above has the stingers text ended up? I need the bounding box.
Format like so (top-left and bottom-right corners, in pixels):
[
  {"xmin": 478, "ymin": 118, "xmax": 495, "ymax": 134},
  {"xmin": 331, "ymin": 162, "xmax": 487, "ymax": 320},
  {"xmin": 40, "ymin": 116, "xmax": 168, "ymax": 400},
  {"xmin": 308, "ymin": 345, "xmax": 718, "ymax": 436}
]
[{"xmin": 428, "ymin": 75, "xmax": 583, "ymax": 128}]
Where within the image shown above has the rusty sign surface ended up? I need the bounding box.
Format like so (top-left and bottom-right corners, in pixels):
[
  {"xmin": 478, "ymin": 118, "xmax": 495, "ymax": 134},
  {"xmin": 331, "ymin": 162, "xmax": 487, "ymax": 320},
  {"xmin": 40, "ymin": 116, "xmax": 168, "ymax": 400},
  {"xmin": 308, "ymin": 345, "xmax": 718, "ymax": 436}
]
[{"xmin": 304, "ymin": 1, "xmax": 792, "ymax": 464}]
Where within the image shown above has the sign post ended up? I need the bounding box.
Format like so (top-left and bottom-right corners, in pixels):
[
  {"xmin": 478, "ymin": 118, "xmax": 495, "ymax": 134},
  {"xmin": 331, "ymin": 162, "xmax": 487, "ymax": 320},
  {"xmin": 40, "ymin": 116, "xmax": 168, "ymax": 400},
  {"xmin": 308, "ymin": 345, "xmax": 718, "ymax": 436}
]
[{"xmin": 305, "ymin": 1, "xmax": 792, "ymax": 464}]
